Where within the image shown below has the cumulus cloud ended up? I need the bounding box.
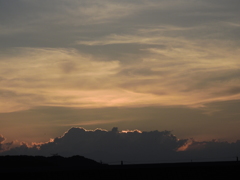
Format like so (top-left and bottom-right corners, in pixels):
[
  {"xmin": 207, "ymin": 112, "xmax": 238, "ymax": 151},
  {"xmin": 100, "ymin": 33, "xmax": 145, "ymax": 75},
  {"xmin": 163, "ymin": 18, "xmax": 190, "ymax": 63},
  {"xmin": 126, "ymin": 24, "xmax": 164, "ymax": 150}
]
[
  {"xmin": 1, "ymin": 127, "xmax": 240, "ymax": 163},
  {"xmin": 0, "ymin": 135, "xmax": 5, "ymax": 152},
  {"xmin": 0, "ymin": 135, "xmax": 5, "ymax": 144},
  {"xmin": 0, "ymin": 135, "xmax": 15, "ymax": 152},
  {"xmin": 0, "ymin": 127, "xmax": 187, "ymax": 163}
]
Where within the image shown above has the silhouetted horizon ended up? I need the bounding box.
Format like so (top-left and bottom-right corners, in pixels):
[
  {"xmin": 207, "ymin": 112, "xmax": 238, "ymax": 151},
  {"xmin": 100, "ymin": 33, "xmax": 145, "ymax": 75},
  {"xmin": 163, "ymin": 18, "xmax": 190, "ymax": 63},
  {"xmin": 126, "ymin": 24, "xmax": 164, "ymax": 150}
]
[
  {"xmin": 1, "ymin": 127, "xmax": 240, "ymax": 164},
  {"xmin": 1, "ymin": 155, "xmax": 240, "ymax": 179}
]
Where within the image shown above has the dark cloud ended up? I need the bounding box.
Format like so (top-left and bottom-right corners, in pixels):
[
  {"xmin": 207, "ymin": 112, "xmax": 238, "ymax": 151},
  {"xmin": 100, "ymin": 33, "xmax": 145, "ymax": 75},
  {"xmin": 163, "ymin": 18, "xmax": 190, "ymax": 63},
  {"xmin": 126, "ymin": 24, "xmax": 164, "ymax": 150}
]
[
  {"xmin": 0, "ymin": 127, "xmax": 187, "ymax": 163},
  {"xmin": 181, "ymin": 140, "xmax": 240, "ymax": 161},
  {"xmin": 1, "ymin": 127, "xmax": 240, "ymax": 163}
]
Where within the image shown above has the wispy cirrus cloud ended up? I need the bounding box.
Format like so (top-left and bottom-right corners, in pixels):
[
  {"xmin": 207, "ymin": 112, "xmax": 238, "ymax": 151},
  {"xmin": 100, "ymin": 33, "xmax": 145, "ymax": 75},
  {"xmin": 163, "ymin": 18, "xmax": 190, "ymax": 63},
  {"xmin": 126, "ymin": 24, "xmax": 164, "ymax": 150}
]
[
  {"xmin": 0, "ymin": 48, "xmax": 120, "ymax": 112},
  {"xmin": 1, "ymin": 41, "xmax": 240, "ymax": 113}
]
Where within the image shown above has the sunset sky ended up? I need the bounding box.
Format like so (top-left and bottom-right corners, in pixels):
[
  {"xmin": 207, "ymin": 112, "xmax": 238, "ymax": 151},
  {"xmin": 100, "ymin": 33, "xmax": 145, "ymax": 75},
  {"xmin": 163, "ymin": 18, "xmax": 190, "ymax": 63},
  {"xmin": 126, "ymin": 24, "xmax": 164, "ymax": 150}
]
[{"xmin": 1, "ymin": 0, "xmax": 240, "ymax": 161}]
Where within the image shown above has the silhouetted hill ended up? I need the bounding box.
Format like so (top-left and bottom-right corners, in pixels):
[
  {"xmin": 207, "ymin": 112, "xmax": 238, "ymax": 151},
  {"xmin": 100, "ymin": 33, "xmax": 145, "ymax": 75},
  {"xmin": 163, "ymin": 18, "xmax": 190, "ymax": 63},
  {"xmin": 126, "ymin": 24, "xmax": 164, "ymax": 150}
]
[
  {"xmin": 0, "ymin": 155, "xmax": 102, "ymax": 169},
  {"xmin": 1, "ymin": 156, "xmax": 240, "ymax": 179}
]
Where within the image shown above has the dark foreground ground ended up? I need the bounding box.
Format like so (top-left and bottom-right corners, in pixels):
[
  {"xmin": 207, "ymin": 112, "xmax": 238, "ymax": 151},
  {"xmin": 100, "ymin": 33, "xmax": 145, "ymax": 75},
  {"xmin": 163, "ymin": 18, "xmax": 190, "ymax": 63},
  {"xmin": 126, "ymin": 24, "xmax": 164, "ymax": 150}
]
[{"xmin": 1, "ymin": 156, "xmax": 240, "ymax": 179}]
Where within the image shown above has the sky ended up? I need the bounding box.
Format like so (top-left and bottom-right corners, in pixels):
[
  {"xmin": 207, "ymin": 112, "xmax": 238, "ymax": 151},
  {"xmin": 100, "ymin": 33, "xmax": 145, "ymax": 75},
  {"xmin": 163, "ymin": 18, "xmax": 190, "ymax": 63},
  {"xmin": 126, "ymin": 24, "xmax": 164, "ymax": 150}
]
[{"xmin": 0, "ymin": 0, "xmax": 240, "ymax": 162}]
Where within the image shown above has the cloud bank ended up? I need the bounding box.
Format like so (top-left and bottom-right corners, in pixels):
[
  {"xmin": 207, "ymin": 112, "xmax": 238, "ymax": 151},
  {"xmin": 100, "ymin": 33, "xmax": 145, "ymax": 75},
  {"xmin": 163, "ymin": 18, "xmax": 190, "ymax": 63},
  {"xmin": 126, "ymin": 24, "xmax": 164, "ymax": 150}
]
[{"xmin": 1, "ymin": 127, "xmax": 240, "ymax": 163}]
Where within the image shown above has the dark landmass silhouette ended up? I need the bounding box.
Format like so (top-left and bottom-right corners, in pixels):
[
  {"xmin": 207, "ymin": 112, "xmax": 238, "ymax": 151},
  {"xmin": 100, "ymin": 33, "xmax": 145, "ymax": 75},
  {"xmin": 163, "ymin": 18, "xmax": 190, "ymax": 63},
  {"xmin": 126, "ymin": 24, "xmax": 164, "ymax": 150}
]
[
  {"xmin": 0, "ymin": 155, "xmax": 103, "ymax": 171},
  {"xmin": 0, "ymin": 155, "xmax": 240, "ymax": 179}
]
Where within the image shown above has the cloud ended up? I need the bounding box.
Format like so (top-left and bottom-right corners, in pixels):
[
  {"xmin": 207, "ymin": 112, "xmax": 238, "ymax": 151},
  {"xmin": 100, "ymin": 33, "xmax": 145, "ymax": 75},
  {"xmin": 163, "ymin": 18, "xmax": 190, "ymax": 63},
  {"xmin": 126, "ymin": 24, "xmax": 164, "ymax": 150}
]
[
  {"xmin": 0, "ymin": 135, "xmax": 5, "ymax": 144},
  {"xmin": 0, "ymin": 44, "xmax": 239, "ymax": 112},
  {"xmin": 1, "ymin": 0, "xmax": 240, "ymax": 137},
  {"xmin": 1, "ymin": 38, "xmax": 240, "ymax": 113},
  {"xmin": 0, "ymin": 48, "xmax": 121, "ymax": 112},
  {"xmin": 1, "ymin": 0, "xmax": 239, "ymax": 46},
  {"xmin": 0, "ymin": 135, "xmax": 14, "ymax": 152},
  {"xmin": 180, "ymin": 139, "xmax": 240, "ymax": 161},
  {"xmin": 0, "ymin": 127, "xmax": 187, "ymax": 162},
  {"xmin": 1, "ymin": 127, "xmax": 240, "ymax": 163},
  {"xmin": 75, "ymin": 22, "xmax": 240, "ymax": 108}
]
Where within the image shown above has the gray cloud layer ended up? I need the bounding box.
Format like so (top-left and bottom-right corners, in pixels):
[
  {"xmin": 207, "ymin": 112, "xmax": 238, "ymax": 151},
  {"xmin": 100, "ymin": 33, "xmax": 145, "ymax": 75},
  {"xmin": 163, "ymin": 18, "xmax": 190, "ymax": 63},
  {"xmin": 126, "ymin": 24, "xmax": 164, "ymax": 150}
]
[{"xmin": 1, "ymin": 0, "xmax": 240, "ymax": 48}]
